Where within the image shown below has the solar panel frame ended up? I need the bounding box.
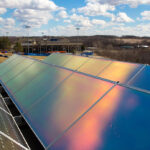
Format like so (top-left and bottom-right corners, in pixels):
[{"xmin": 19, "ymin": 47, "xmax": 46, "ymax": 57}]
[{"xmin": 0, "ymin": 108, "xmax": 30, "ymax": 150}]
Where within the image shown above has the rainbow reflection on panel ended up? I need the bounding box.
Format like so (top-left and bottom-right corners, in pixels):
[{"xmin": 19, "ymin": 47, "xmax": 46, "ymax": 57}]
[
  {"xmin": 78, "ymin": 58, "xmax": 112, "ymax": 76},
  {"xmin": 50, "ymin": 85, "xmax": 150, "ymax": 150},
  {"xmin": 98, "ymin": 61, "xmax": 143, "ymax": 83},
  {"xmin": 63, "ymin": 55, "xmax": 89, "ymax": 70},
  {"xmin": 24, "ymin": 73, "xmax": 113, "ymax": 147}
]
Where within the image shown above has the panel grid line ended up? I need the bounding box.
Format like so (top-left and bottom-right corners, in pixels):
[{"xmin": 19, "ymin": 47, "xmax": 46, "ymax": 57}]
[
  {"xmin": 12, "ymin": 63, "xmax": 48, "ymax": 94},
  {"xmin": 0, "ymin": 131, "xmax": 29, "ymax": 150},
  {"xmin": 0, "ymin": 57, "xmax": 26, "ymax": 77},
  {"xmin": 0, "ymin": 57, "xmax": 24, "ymax": 77},
  {"xmin": 0, "ymin": 94, "xmax": 31, "ymax": 150},
  {"xmin": 0, "ymin": 81, "xmax": 40, "ymax": 149},
  {"xmin": 46, "ymin": 82, "xmax": 118, "ymax": 149},
  {"xmin": 96, "ymin": 60, "xmax": 113, "ymax": 76},
  {"xmin": 5, "ymin": 61, "xmax": 36, "ymax": 84},
  {"xmin": 21, "ymin": 71, "xmax": 75, "ymax": 114},
  {"xmin": 126, "ymin": 64, "xmax": 147, "ymax": 85},
  {"xmin": 0, "ymin": 55, "xmax": 18, "ymax": 67}
]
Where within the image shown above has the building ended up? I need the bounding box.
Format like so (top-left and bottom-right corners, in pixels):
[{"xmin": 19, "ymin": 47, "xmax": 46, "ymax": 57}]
[{"xmin": 21, "ymin": 37, "xmax": 83, "ymax": 54}]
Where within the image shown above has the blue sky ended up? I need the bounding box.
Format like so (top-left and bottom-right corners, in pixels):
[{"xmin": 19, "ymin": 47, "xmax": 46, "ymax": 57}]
[{"xmin": 0, "ymin": 0, "xmax": 150, "ymax": 36}]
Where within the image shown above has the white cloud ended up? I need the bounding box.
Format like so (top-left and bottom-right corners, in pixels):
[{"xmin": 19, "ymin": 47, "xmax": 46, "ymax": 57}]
[
  {"xmin": 0, "ymin": 0, "xmax": 64, "ymax": 28},
  {"xmin": 70, "ymin": 14, "xmax": 92, "ymax": 27},
  {"xmin": 78, "ymin": 1, "xmax": 115, "ymax": 18},
  {"xmin": 57, "ymin": 10, "xmax": 68, "ymax": 19},
  {"xmin": 86, "ymin": 0, "xmax": 150, "ymax": 8},
  {"xmin": 64, "ymin": 20, "xmax": 71, "ymax": 23},
  {"xmin": 0, "ymin": 17, "xmax": 15, "ymax": 28},
  {"xmin": 0, "ymin": 8, "xmax": 7, "ymax": 15},
  {"xmin": 14, "ymin": 9, "xmax": 53, "ymax": 27},
  {"xmin": 91, "ymin": 19, "xmax": 106, "ymax": 25},
  {"xmin": 0, "ymin": 0, "xmax": 59, "ymax": 11},
  {"xmin": 113, "ymin": 12, "xmax": 134, "ymax": 23},
  {"xmin": 141, "ymin": 11, "xmax": 150, "ymax": 20}
]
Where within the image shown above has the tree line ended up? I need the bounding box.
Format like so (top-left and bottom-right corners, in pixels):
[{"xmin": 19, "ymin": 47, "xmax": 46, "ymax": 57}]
[{"xmin": 0, "ymin": 37, "xmax": 23, "ymax": 53}]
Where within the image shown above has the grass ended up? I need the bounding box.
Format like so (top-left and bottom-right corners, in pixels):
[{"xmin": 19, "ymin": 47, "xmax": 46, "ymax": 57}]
[{"xmin": 0, "ymin": 57, "xmax": 7, "ymax": 63}]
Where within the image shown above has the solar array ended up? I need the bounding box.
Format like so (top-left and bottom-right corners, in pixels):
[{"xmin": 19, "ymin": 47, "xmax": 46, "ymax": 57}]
[
  {"xmin": 0, "ymin": 54, "xmax": 150, "ymax": 150},
  {"xmin": 44, "ymin": 53, "xmax": 149, "ymax": 89},
  {"xmin": 0, "ymin": 94, "xmax": 30, "ymax": 150}
]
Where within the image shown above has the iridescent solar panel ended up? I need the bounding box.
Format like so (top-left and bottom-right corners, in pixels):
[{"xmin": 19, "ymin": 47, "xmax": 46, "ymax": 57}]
[
  {"xmin": 49, "ymin": 85, "xmax": 150, "ymax": 150},
  {"xmin": 128, "ymin": 65, "xmax": 150, "ymax": 91},
  {"xmin": 78, "ymin": 58, "xmax": 112, "ymax": 76},
  {"xmin": 14, "ymin": 66, "xmax": 72, "ymax": 113},
  {"xmin": 63, "ymin": 55, "xmax": 89, "ymax": 70},
  {"xmin": 6, "ymin": 61, "xmax": 48, "ymax": 94},
  {"xmin": 0, "ymin": 56, "xmax": 25, "ymax": 77},
  {"xmin": 43, "ymin": 53, "xmax": 73, "ymax": 66},
  {"xmin": 23, "ymin": 74, "xmax": 113, "ymax": 147},
  {"xmin": 1, "ymin": 58, "xmax": 34, "ymax": 83},
  {"xmin": 0, "ymin": 55, "xmax": 17, "ymax": 69},
  {"xmin": 98, "ymin": 61, "xmax": 143, "ymax": 83},
  {"xmin": 0, "ymin": 109, "xmax": 29, "ymax": 149}
]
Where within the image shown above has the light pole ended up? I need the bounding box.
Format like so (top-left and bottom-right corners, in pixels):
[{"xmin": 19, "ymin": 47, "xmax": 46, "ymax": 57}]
[
  {"xmin": 40, "ymin": 32, "xmax": 44, "ymax": 54},
  {"xmin": 24, "ymin": 25, "xmax": 31, "ymax": 54},
  {"xmin": 6, "ymin": 32, "xmax": 9, "ymax": 37},
  {"xmin": 76, "ymin": 27, "xmax": 80, "ymax": 52}
]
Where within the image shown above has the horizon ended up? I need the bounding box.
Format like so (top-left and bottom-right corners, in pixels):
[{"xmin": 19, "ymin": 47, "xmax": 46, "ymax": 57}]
[{"xmin": 0, "ymin": 0, "xmax": 150, "ymax": 37}]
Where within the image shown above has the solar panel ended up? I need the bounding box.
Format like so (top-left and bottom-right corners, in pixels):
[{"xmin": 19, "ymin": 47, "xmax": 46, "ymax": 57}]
[
  {"xmin": 6, "ymin": 61, "xmax": 48, "ymax": 94},
  {"xmin": 49, "ymin": 85, "xmax": 150, "ymax": 150},
  {"xmin": 14, "ymin": 66, "xmax": 72, "ymax": 113},
  {"xmin": 0, "ymin": 109, "xmax": 29, "ymax": 150},
  {"xmin": 98, "ymin": 61, "xmax": 143, "ymax": 83},
  {"xmin": 128, "ymin": 65, "xmax": 150, "ymax": 91},
  {"xmin": 1, "ymin": 54, "xmax": 150, "ymax": 150},
  {"xmin": 44, "ymin": 53, "xmax": 73, "ymax": 66},
  {"xmin": 0, "ymin": 135, "xmax": 27, "ymax": 150},
  {"xmin": 78, "ymin": 58, "xmax": 112, "ymax": 76},
  {"xmin": 0, "ymin": 56, "xmax": 25, "ymax": 77},
  {"xmin": 43, "ymin": 54, "xmax": 144, "ymax": 84},
  {"xmin": 23, "ymin": 73, "xmax": 114, "ymax": 147},
  {"xmin": 0, "ymin": 55, "xmax": 17, "ymax": 68},
  {"xmin": 63, "ymin": 55, "xmax": 89, "ymax": 70},
  {"xmin": 0, "ymin": 95, "xmax": 9, "ymax": 113},
  {"xmin": 1, "ymin": 58, "xmax": 34, "ymax": 83}
]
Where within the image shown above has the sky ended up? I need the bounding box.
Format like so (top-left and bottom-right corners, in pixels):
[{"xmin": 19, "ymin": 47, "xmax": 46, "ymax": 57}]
[{"xmin": 0, "ymin": 0, "xmax": 150, "ymax": 36}]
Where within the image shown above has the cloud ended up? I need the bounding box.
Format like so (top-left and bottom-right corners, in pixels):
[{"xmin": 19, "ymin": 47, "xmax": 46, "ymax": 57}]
[
  {"xmin": 113, "ymin": 12, "xmax": 134, "ymax": 23},
  {"xmin": 0, "ymin": 17, "xmax": 15, "ymax": 28},
  {"xmin": 64, "ymin": 20, "xmax": 71, "ymax": 23},
  {"xmin": 0, "ymin": 0, "xmax": 59, "ymax": 11},
  {"xmin": 141, "ymin": 11, "xmax": 150, "ymax": 20},
  {"xmin": 57, "ymin": 10, "xmax": 68, "ymax": 19},
  {"xmin": 0, "ymin": 0, "xmax": 65, "ymax": 28},
  {"xmin": 0, "ymin": 8, "xmax": 7, "ymax": 15},
  {"xmin": 91, "ymin": 19, "xmax": 106, "ymax": 25},
  {"xmin": 86, "ymin": 0, "xmax": 150, "ymax": 8},
  {"xmin": 77, "ymin": 1, "xmax": 115, "ymax": 18},
  {"xmin": 70, "ymin": 14, "xmax": 92, "ymax": 27},
  {"xmin": 13, "ymin": 9, "xmax": 53, "ymax": 27}
]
